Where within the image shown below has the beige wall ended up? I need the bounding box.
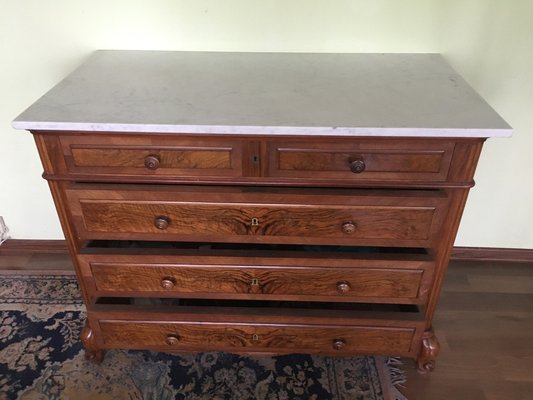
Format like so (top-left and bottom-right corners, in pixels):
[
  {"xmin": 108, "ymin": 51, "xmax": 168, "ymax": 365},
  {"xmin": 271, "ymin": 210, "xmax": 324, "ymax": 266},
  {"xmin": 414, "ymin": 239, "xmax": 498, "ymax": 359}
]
[{"xmin": 1, "ymin": 0, "xmax": 532, "ymax": 247}]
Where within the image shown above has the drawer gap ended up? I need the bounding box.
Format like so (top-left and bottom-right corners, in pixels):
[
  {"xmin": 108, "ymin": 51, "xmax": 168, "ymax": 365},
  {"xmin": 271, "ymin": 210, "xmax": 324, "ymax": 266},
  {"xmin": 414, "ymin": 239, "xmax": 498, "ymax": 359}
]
[
  {"xmin": 93, "ymin": 297, "xmax": 421, "ymax": 314},
  {"xmin": 82, "ymin": 240, "xmax": 429, "ymax": 256}
]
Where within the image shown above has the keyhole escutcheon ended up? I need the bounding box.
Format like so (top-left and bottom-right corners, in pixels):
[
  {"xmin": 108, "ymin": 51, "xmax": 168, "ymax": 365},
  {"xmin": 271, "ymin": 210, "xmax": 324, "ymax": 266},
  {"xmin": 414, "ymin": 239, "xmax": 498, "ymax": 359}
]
[{"xmin": 251, "ymin": 217, "xmax": 259, "ymax": 226}]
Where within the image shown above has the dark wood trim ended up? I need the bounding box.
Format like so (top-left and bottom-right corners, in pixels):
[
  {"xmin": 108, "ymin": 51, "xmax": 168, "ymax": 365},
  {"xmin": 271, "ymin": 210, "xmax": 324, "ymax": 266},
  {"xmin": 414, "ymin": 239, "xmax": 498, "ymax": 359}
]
[
  {"xmin": 0, "ymin": 239, "xmax": 74, "ymax": 275},
  {"xmin": 451, "ymin": 246, "xmax": 533, "ymax": 263},
  {"xmin": 0, "ymin": 269, "xmax": 76, "ymax": 276},
  {"xmin": 0, "ymin": 239, "xmax": 68, "ymax": 254},
  {"xmin": 2, "ymin": 239, "xmax": 533, "ymax": 263}
]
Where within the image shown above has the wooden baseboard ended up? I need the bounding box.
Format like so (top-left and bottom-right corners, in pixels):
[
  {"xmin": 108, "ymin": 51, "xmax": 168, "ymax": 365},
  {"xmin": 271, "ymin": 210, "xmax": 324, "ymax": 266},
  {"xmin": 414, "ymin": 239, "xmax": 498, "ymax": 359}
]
[
  {"xmin": 0, "ymin": 239, "xmax": 73, "ymax": 275},
  {"xmin": 1, "ymin": 239, "xmax": 533, "ymax": 263},
  {"xmin": 451, "ymin": 246, "xmax": 533, "ymax": 263},
  {"xmin": 0, "ymin": 239, "xmax": 68, "ymax": 254}
]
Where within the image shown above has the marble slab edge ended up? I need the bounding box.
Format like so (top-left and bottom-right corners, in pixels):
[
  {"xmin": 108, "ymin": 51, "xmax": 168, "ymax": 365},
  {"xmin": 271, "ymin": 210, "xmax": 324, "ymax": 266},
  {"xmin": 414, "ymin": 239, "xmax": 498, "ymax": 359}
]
[{"xmin": 12, "ymin": 121, "xmax": 512, "ymax": 138}]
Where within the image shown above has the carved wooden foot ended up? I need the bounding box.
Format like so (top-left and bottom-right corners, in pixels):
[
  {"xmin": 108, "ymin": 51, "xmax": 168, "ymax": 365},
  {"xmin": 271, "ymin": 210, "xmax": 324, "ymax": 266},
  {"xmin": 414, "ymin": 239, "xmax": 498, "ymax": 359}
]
[
  {"xmin": 416, "ymin": 328, "xmax": 440, "ymax": 374},
  {"xmin": 81, "ymin": 321, "xmax": 105, "ymax": 364}
]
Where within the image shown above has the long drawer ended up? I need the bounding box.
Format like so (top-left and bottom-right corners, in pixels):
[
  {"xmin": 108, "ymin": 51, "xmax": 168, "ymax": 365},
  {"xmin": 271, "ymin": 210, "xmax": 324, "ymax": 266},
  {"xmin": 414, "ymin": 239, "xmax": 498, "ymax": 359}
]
[
  {"xmin": 78, "ymin": 250, "xmax": 434, "ymax": 304},
  {"xmin": 88, "ymin": 304, "xmax": 425, "ymax": 357},
  {"xmin": 66, "ymin": 185, "xmax": 448, "ymax": 247}
]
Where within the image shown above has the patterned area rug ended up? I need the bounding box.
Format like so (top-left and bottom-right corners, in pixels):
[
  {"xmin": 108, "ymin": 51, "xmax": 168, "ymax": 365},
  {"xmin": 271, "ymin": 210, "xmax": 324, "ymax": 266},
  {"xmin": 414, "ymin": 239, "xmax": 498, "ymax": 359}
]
[{"xmin": 0, "ymin": 275, "xmax": 407, "ymax": 400}]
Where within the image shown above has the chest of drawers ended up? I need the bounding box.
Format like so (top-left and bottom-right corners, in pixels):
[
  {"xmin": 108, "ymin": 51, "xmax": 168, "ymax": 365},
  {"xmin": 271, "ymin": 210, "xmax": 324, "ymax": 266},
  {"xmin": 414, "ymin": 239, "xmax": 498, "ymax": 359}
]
[{"xmin": 14, "ymin": 51, "xmax": 511, "ymax": 373}]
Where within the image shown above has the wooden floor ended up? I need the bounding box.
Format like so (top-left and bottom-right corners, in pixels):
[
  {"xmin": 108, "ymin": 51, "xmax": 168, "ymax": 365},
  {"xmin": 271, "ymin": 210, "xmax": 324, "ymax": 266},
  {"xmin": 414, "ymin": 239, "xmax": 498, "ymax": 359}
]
[
  {"xmin": 1, "ymin": 249, "xmax": 532, "ymax": 399},
  {"xmin": 403, "ymin": 260, "xmax": 533, "ymax": 400}
]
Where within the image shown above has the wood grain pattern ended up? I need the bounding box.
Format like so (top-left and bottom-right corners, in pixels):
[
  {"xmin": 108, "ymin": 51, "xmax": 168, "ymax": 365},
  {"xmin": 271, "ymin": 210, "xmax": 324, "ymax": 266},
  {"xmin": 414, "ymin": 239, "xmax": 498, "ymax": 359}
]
[
  {"xmin": 7, "ymin": 248, "xmax": 533, "ymax": 397},
  {"xmin": 79, "ymin": 201, "xmax": 436, "ymax": 241},
  {"xmin": 98, "ymin": 320, "xmax": 417, "ymax": 355},
  {"xmin": 89, "ymin": 262, "xmax": 426, "ymax": 301},
  {"xmin": 58, "ymin": 134, "xmax": 242, "ymax": 179},
  {"xmin": 269, "ymin": 138, "xmax": 454, "ymax": 182},
  {"xmin": 33, "ymin": 133, "xmax": 481, "ymax": 189},
  {"xmin": 67, "ymin": 185, "xmax": 447, "ymax": 247},
  {"xmin": 71, "ymin": 148, "xmax": 231, "ymax": 169},
  {"xmin": 242, "ymin": 140, "xmax": 262, "ymax": 177},
  {"xmin": 29, "ymin": 129, "xmax": 488, "ymax": 370},
  {"xmin": 446, "ymin": 139, "xmax": 484, "ymax": 183},
  {"xmin": 278, "ymin": 150, "xmax": 443, "ymax": 172},
  {"xmin": 77, "ymin": 251, "xmax": 434, "ymax": 304},
  {"xmin": 88, "ymin": 302, "xmax": 426, "ymax": 357},
  {"xmin": 33, "ymin": 135, "xmax": 93, "ymax": 305}
]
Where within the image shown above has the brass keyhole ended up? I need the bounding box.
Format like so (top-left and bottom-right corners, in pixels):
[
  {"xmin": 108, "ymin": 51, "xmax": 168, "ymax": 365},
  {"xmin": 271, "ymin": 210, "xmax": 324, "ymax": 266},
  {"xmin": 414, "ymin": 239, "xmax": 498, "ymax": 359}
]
[
  {"xmin": 249, "ymin": 278, "xmax": 261, "ymax": 294},
  {"xmin": 251, "ymin": 217, "xmax": 259, "ymax": 226},
  {"xmin": 252, "ymin": 334, "xmax": 260, "ymax": 342}
]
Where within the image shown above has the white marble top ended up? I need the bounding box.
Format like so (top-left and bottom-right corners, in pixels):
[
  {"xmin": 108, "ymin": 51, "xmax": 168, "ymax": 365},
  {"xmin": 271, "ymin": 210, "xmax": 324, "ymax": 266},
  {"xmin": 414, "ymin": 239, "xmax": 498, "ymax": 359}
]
[{"xmin": 13, "ymin": 50, "xmax": 511, "ymax": 137}]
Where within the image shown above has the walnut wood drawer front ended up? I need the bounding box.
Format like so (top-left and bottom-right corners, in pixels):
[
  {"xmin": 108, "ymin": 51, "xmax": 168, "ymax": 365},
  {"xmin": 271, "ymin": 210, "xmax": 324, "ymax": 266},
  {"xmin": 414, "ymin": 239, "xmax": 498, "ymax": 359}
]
[
  {"xmin": 268, "ymin": 139, "xmax": 455, "ymax": 183},
  {"xmin": 57, "ymin": 135, "xmax": 243, "ymax": 180},
  {"xmin": 90, "ymin": 307, "xmax": 424, "ymax": 357},
  {"xmin": 79, "ymin": 253, "xmax": 433, "ymax": 304},
  {"xmin": 67, "ymin": 186, "xmax": 448, "ymax": 247}
]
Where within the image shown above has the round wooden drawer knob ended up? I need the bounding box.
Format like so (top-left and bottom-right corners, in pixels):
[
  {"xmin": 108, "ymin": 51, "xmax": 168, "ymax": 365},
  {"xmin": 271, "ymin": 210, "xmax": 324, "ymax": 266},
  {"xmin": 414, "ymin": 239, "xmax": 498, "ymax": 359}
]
[
  {"xmin": 160, "ymin": 277, "xmax": 176, "ymax": 289},
  {"xmin": 144, "ymin": 154, "xmax": 161, "ymax": 170},
  {"xmin": 341, "ymin": 221, "xmax": 356, "ymax": 234},
  {"xmin": 349, "ymin": 158, "xmax": 366, "ymax": 173},
  {"xmin": 165, "ymin": 334, "xmax": 180, "ymax": 346},
  {"xmin": 332, "ymin": 338, "xmax": 346, "ymax": 351},
  {"xmin": 336, "ymin": 281, "xmax": 351, "ymax": 294},
  {"xmin": 154, "ymin": 216, "xmax": 170, "ymax": 230}
]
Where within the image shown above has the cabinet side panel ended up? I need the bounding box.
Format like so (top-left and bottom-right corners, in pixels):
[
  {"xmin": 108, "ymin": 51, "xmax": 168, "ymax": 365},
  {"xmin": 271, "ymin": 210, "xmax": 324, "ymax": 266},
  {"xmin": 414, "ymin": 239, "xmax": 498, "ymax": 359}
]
[
  {"xmin": 425, "ymin": 138, "xmax": 484, "ymax": 325},
  {"xmin": 33, "ymin": 133, "xmax": 93, "ymax": 304}
]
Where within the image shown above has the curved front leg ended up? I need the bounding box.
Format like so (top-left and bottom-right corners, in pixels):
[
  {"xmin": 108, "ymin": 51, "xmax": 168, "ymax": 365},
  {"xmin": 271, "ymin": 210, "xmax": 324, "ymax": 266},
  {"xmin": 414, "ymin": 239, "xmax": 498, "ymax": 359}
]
[
  {"xmin": 416, "ymin": 328, "xmax": 440, "ymax": 374},
  {"xmin": 81, "ymin": 320, "xmax": 105, "ymax": 364}
]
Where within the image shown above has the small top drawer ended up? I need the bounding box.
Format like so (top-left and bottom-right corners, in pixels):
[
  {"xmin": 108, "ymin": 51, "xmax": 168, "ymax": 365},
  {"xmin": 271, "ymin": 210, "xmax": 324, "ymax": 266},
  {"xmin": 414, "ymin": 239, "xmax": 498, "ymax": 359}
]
[
  {"xmin": 57, "ymin": 134, "xmax": 243, "ymax": 180},
  {"xmin": 36, "ymin": 133, "xmax": 481, "ymax": 187},
  {"xmin": 268, "ymin": 138, "xmax": 455, "ymax": 183}
]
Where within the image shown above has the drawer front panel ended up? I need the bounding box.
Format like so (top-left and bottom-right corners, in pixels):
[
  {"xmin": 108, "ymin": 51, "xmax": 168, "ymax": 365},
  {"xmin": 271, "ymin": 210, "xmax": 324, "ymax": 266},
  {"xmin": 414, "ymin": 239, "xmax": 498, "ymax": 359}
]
[
  {"xmin": 80, "ymin": 202, "xmax": 435, "ymax": 241},
  {"xmin": 97, "ymin": 320, "xmax": 417, "ymax": 356},
  {"xmin": 268, "ymin": 139, "xmax": 455, "ymax": 182},
  {"xmin": 69, "ymin": 186, "xmax": 447, "ymax": 247},
  {"xmin": 59, "ymin": 135, "xmax": 243, "ymax": 179},
  {"xmin": 86, "ymin": 258, "xmax": 430, "ymax": 302}
]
